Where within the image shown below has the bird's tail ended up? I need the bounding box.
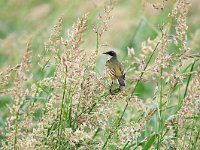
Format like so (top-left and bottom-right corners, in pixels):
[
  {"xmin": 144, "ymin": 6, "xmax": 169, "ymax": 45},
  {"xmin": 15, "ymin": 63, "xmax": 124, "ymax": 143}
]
[{"xmin": 117, "ymin": 78, "xmax": 125, "ymax": 87}]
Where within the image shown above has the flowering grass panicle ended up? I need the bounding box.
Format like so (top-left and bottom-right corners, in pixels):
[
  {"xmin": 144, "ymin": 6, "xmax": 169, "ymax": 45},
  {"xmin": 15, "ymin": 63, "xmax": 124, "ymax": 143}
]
[
  {"xmin": 1, "ymin": 39, "xmax": 32, "ymax": 150},
  {"xmin": 0, "ymin": 0, "xmax": 200, "ymax": 149},
  {"xmin": 177, "ymin": 69, "xmax": 200, "ymax": 125}
]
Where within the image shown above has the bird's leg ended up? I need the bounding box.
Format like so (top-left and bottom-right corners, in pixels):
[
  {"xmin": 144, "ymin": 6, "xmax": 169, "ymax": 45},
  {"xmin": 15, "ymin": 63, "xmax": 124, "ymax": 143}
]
[
  {"xmin": 118, "ymin": 86, "xmax": 121, "ymax": 92},
  {"xmin": 109, "ymin": 81, "xmax": 115, "ymax": 95},
  {"xmin": 114, "ymin": 86, "xmax": 121, "ymax": 93},
  {"xmin": 109, "ymin": 81, "xmax": 121, "ymax": 95}
]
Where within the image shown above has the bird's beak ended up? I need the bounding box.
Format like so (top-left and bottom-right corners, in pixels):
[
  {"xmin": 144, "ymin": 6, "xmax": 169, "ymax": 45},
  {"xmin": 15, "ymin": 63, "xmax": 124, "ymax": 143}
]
[{"xmin": 103, "ymin": 52, "xmax": 107, "ymax": 55}]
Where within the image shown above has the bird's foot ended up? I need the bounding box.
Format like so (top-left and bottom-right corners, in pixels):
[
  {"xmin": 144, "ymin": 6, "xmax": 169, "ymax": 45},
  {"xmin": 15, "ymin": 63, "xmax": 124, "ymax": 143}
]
[{"xmin": 109, "ymin": 87, "xmax": 121, "ymax": 95}]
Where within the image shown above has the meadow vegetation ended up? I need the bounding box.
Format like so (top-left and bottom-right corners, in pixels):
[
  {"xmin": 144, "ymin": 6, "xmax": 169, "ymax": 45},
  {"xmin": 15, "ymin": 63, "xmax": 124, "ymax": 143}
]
[{"xmin": 0, "ymin": 0, "xmax": 200, "ymax": 149}]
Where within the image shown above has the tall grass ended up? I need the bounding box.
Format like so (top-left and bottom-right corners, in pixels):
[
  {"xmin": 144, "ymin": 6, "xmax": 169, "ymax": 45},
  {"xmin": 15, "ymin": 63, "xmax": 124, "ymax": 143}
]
[{"xmin": 0, "ymin": 0, "xmax": 200, "ymax": 149}]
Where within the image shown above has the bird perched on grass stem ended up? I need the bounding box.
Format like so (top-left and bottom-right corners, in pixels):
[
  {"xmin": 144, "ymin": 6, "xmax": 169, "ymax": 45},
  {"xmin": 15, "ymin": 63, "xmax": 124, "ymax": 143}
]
[{"xmin": 103, "ymin": 51, "xmax": 125, "ymax": 94}]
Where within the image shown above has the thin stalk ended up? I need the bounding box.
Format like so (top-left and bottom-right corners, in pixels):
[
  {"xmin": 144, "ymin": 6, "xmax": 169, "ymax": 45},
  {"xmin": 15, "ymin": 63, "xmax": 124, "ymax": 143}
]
[
  {"xmin": 188, "ymin": 120, "xmax": 196, "ymax": 149},
  {"xmin": 72, "ymin": 96, "xmax": 82, "ymax": 130},
  {"xmin": 41, "ymin": 58, "xmax": 50, "ymax": 71},
  {"xmin": 101, "ymin": 102, "xmax": 128, "ymax": 149},
  {"xmin": 14, "ymin": 93, "xmax": 28, "ymax": 150},
  {"xmin": 96, "ymin": 32, "xmax": 99, "ymax": 50},
  {"xmin": 157, "ymin": 65, "xmax": 163, "ymax": 149},
  {"xmin": 14, "ymin": 110, "xmax": 20, "ymax": 150},
  {"xmin": 92, "ymin": 127, "xmax": 101, "ymax": 139},
  {"xmin": 193, "ymin": 126, "xmax": 200, "ymax": 149},
  {"xmin": 159, "ymin": 67, "xmax": 163, "ymax": 118},
  {"xmin": 67, "ymin": 85, "xmax": 72, "ymax": 127},
  {"xmin": 176, "ymin": 59, "xmax": 198, "ymax": 113},
  {"xmin": 57, "ymin": 67, "xmax": 67, "ymax": 148},
  {"xmin": 183, "ymin": 60, "xmax": 197, "ymax": 98},
  {"xmin": 122, "ymin": 141, "xmax": 130, "ymax": 150},
  {"xmin": 76, "ymin": 102, "xmax": 97, "ymax": 118},
  {"xmin": 131, "ymin": 40, "xmax": 160, "ymax": 95},
  {"xmin": 183, "ymin": 125, "xmax": 190, "ymax": 149},
  {"xmin": 33, "ymin": 79, "xmax": 50, "ymax": 95},
  {"xmin": 67, "ymin": 83, "xmax": 78, "ymax": 128}
]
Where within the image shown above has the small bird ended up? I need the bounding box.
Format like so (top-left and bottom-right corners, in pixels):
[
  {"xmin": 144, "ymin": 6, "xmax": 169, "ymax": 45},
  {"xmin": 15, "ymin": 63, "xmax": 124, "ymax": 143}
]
[{"xmin": 103, "ymin": 51, "xmax": 125, "ymax": 93}]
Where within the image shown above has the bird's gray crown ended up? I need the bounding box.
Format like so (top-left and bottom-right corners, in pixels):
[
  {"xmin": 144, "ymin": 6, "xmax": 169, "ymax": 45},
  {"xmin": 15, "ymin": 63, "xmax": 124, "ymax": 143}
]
[{"xmin": 103, "ymin": 50, "xmax": 117, "ymax": 57}]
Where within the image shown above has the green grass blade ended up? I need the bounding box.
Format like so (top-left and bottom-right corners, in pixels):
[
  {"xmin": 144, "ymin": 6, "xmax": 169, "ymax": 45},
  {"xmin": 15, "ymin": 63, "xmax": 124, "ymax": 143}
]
[
  {"xmin": 143, "ymin": 134, "xmax": 157, "ymax": 150},
  {"xmin": 32, "ymin": 79, "xmax": 50, "ymax": 95},
  {"xmin": 183, "ymin": 60, "xmax": 197, "ymax": 98}
]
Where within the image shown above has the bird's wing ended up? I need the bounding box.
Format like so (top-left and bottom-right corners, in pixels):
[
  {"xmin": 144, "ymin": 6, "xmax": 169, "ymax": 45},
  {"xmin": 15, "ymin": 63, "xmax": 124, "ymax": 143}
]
[
  {"xmin": 105, "ymin": 59, "xmax": 125, "ymax": 79},
  {"xmin": 114, "ymin": 67, "xmax": 123, "ymax": 77},
  {"xmin": 115, "ymin": 61, "xmax": 125, "ymax": 79},
  {"xmin": 106, "ymin": 67, "xmax": 116, "ymax": 77}
]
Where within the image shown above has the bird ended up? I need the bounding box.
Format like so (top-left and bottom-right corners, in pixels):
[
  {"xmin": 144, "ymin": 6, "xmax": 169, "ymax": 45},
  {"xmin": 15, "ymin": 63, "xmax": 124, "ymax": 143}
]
[{"xmin": 103, "ymin": 50, "xmax": 125, "ymax": 93}]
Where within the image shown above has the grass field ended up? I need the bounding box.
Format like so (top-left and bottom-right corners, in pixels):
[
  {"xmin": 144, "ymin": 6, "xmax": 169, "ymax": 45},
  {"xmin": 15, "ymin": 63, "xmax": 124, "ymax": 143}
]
[{"xmin": 0, "ymin": 0, "xmax": 200, "ymax": 149}]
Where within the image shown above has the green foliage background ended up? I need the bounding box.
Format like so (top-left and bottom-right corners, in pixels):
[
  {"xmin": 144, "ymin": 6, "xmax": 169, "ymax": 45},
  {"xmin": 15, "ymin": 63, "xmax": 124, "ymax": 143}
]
[{"xmin": 0, "ymin": 0, "xmax": 200, "ymax": 149}]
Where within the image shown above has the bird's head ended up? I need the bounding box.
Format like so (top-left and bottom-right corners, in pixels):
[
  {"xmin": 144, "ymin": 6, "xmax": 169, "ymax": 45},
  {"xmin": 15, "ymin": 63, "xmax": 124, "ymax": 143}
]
[{"xmin": 103, "ymin": 50, "xmax": 117, "ymax": 58}]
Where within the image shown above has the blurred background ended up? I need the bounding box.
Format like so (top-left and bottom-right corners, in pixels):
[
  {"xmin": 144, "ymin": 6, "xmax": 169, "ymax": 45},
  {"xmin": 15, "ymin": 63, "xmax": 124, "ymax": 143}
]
[{"xmin": 1, "ymin": 0, "xmax": 200, "ymax": 67}]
